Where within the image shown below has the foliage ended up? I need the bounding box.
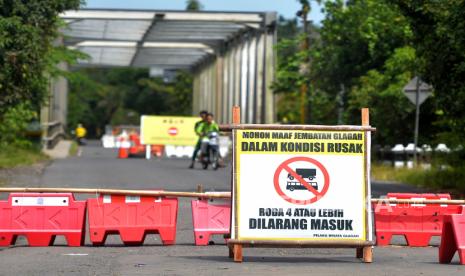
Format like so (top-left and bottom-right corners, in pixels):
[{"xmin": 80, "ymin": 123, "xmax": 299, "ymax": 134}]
[
  {"xmin": 68, "ymin": 68, "xmax": 194, "ymax": 137},
  {"xmin": 347, "ymin": 46, "xmax": 417, "ymax": 145},
  {"xmin": 313, "ymin": 0, "xmax": 413, "ymax": 94},
  {"xmin": 306, "ymin": 0, "xmax": 442, "ymax": 146},
  {"xmin": 274, "ymin": 0, "xmax": 456, "ymax": 148},
  {"xmin": 0, "ymin": 0, "xmax": 83, "ymax": 151},
  {"xmin": 273, "ymin": 32, "xmax": 302, "ymax": 123},
  {"xmin": 392, "ymin": 0, "xmax": 465, "ymax": 148},
  {"xmin": 273, "ymin": 17, "xmax": 323, "ymax": 123},
  {"xmin": 372, "ymin": 163, "xmax": 465, "ymax": 196},
  {"xmin": 0, "ymin": 0, "xmax": 81, "ymax": 115},
  {"xmin": 0, "ymin": 102, "xmax": 36, "ymax": 147},
  {"xmin": 186, "ymin": 0, "xmax": 203, "ymax": 11}
]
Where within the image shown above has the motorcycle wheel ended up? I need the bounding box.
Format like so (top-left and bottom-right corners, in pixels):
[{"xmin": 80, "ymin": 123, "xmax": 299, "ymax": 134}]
[{"xmin": 210, "ymin": 150, "xmax": 219, "ymax": 170}]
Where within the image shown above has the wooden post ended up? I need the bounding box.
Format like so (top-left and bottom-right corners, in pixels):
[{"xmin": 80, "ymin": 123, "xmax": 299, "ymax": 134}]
[
  {"xmin": 231, "ymin": 106, "xmax": 243, "ymax": 262},
  {"xmin": 362, "ymin": 108, "xmax": 369, "ymax": 126},
  {"xmin": 233, "ymin": 244, "xmax": 243, "ymax": 263},
  {"xmin": 228, "ymin": 245, "xmax": 234, "ymax": 259},
  {"xmin": 232, "ymin": 106, "xmax": 241, "ymax": 125},
  {"xmin": 196, "ymin": 184, "xmax": 204, "ymax": 200},
  {"xmin": 362, "ymin": 246, "xmax": 373, "ymax": 263},
  {"xmin": 361, "ymin": 107, "xmax": 373, "ymax": 263}
]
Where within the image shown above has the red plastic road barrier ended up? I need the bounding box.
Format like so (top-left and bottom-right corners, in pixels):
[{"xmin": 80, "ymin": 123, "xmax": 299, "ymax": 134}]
[
  {"xmin": 129, "ymin": 133, "xmax": 145, "ymax": 156},
  {"xmin": 88, "ymin": 194, "xmax": 178, "ymax": 245},
  {"xmin": 151, "ymin": 145, "xmax": 164, "ymax": 157},
  {"xmin": 191, "ymin": 199, "xmax": 230, "ymax": 245},
  {"xmin": 439, "ymin": 208, "xmax": 465, "ymax": 265},
  {"xmin": 373, "ymin": 193, "xmax": 462, "ymax": 246},
  {"xmin": 0, "ymin": 193, "xmax": 86, "ymax": 246},
  {"xmin": 117, "ymin": 136, "xmax": 130, "ymax": 159}
]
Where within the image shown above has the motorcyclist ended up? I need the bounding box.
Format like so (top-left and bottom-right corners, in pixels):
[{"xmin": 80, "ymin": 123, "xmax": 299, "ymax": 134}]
[
  {"xmin": 199, "ymin": 113, "xmax": 220, "ymax": 162},
  {"xmin": 189, "ymin": 110, "xmax": 208, "ymax": 169}
]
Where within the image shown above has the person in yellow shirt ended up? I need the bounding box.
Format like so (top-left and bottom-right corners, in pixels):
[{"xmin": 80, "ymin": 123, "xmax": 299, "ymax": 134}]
[{"xmin": 75, "ymin": 123, "xmax": 87, "ymax": 145}]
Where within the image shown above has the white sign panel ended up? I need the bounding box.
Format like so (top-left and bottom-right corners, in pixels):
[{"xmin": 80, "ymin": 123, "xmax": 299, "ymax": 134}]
[
  {"xmin": 232, "ymin": 129, "xmax": 370, "ymax": 242},
  {"xmin": 403, "ymin": 76, "xmax": 432, "ymax": 105}
]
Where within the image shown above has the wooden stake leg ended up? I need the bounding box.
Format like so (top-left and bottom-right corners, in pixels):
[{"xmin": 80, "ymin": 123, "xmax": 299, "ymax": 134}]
[
  {"xmin": 233, "ymin": 244, "xmax": 243, "ymax": 263},
  {"xmin": 228, "ymin": 245, "xmax": 234, "ymax": 259},
  {"xmin": 356, "ymin": 247, "xmax": 363, "ymax": 259},
  {"xmin": 362, "ymin": 246, "xmax": 373, "ymax": 263}
]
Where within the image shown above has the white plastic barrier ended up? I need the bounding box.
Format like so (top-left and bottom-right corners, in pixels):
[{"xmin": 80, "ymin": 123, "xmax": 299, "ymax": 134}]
[
  {"xmin": 101, "ymin": 135, "xmax": 116, "ymax": 148},
  {"xmin": 163, "ymin": 136, "xmax": 231, "ymax": 159}
]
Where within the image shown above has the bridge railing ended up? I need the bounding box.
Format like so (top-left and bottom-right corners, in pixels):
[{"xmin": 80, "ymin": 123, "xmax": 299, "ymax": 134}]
[{"xmin": 42, "ymin": 121, "xmax": 65, "ymax": 149}]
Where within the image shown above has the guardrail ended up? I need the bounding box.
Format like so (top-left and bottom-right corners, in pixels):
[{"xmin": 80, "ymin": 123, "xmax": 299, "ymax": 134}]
[{"xmin": 42, "ymin": 121, "xmax": 65, "ymax": 149}]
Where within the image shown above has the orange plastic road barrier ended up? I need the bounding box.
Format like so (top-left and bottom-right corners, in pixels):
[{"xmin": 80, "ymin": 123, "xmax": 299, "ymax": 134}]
[
  {"xmin": 87, "ymin": 194, "xmax": 178, "ymax": 246},
  {"xmin": 374, "ymin": 193, "xmax": 462, "ymax": 246},
  {"xmin": 191, "ymin": 199, "xmax": 231, "ymax": 245},
  {"xmin": 0, "ymin": 193, "xmax": 86, "ymax": 246},
  {"xmin": 439, "ymin": 208, "xmax": 465, "ymax": 265}
]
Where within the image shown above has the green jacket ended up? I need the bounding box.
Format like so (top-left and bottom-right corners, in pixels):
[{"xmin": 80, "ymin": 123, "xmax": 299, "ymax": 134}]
[
  {"xmin": 194, "ymin": 120, "xmax": 205, "ymax": 136},
  {"xmin": 198, "ymin": 121, "xmax": 219, "ymax": 138}
]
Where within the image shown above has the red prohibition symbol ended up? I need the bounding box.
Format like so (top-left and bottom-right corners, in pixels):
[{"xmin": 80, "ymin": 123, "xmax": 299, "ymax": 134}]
[
  {"xmin": 168, "ymin": 127, "xmax": 178, "ymax": 136},
  {"xmin": 273, "ymin": 156, "xmax": 330, "ymax": 205}
]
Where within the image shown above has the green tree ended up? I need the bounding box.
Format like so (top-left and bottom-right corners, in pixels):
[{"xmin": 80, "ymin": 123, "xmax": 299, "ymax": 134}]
[
  {"xmin": 348, "ymin": 46, "xmax": 418, "ymax": 145},
  {"xmin": 0, "ymin": 0, "xmax": 82, "ymax": 146},
  {"xmin": 68, "ymin": 68, "xmax": 194, "ymax": 137},
  {"xmin": 0, "ymin": 0, "xmax": 81, "ymax": 115},
  {"xmin": 307, "ymin": 0, "xmax": 443, "ymax": 145},
  {"xmin": 393, "ymin": 0, "xmax": 465, "ymax": 147},
  {"xmin": 273, "ymin": 16, "xmax": 326, "ymax": 123},
  {"xmin": 186, "ymin": 0, "xmax": 203, "ymax": 11},
  {"xmin": 312, "ymin": 0, "xmax": 412, "ymax": 95}
]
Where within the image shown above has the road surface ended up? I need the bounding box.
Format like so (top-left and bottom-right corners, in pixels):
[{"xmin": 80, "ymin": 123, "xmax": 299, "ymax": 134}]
[{"xmin": 0, "ymin": 141, "xmax": 462, "ymax": 276}]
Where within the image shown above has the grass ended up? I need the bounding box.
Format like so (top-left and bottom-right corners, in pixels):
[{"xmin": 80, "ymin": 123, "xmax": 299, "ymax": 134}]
[
  {"xmin": 68, "ymin": 140, "xmax": 79, "ymax": 156},
  {"xmin": 0, "ymin": 145, "xmax": 49, "ymax": 169},
  {"xmin": 372, "ymin": 163, "xmax": 465, "ymax": 197}
]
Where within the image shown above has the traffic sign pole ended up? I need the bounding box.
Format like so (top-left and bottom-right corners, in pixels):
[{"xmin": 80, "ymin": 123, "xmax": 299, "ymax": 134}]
[
  {"xmin": 413, "ymin": 77, "xmax": 421, "ymax": 165},
  {"xmin": 403, "ymin": 76, "xmax": 432, "ymax": 166}
]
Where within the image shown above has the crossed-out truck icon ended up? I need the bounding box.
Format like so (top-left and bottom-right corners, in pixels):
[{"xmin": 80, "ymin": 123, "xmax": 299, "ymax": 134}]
[{"xmin": 286, "ymin": 168, "xmax": 318, "ymax": 191}]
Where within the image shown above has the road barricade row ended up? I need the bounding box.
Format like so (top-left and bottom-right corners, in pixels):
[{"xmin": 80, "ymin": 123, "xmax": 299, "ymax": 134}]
[
  {"xmin": 0, "ymin": 192, "xmax": 233, "ymax": 247},
  {"xmin": 2, "ymin": 192, "xmax": 464, "ymax": 253},
  {"xmin": 373, "ymin": 193, "xmax": 463, "ymax": 247}
]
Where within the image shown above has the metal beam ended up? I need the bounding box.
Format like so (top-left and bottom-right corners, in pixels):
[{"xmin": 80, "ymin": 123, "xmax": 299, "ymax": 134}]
[{"xmin": 61, "ymin": 9, "xmax": 264, "ymax": 23}]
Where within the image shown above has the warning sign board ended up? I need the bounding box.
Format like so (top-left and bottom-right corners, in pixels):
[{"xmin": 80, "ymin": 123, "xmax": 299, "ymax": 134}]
[
  {"xmin": 232, "ymin": 129, "xmax": 371, "ymax": 242},
  {"xmin": 140, "ymin": 115, "xmax": 199, "ymax": 146}
]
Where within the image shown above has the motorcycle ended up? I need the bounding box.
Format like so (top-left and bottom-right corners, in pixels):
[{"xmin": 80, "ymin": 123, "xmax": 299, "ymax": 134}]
[{"xmin": 200, "ymin": 131, "xmax": 220, "ymax": 170}]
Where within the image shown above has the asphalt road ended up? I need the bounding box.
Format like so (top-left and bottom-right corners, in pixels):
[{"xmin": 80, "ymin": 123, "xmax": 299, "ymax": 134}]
[{"xmin": 0, "ymin": 141, "xmax": 463, "ymax": 276}]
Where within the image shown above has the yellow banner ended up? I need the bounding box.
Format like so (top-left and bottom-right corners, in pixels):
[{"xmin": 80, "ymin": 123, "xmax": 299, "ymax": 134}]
[{"xmin": 140, "ymin": 115, "xmax": 199, "ymax": 146}]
